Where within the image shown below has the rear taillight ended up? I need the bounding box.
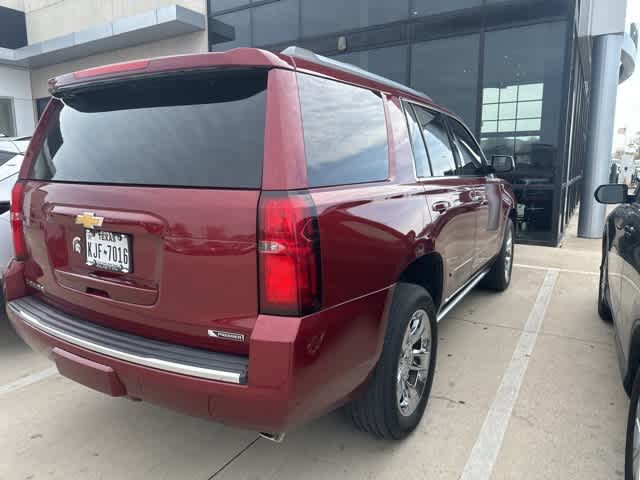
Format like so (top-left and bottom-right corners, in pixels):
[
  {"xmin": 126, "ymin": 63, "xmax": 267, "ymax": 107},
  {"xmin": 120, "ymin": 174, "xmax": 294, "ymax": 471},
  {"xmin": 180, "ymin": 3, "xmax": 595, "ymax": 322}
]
[
  {"xmin": 10, "ymin": 181, "xmax": 27, "ymax": 260},
  {"xmin": 258, "ymin": 191, "xmax": 322, "ymax": 316}
]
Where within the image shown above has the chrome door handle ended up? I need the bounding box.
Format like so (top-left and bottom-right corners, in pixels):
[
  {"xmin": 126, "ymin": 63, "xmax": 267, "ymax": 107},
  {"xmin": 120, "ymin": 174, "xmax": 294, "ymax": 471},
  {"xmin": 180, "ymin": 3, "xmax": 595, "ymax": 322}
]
[{"xmin": 432, "ymin": 201, "xmax": 451, "ymax": 214}]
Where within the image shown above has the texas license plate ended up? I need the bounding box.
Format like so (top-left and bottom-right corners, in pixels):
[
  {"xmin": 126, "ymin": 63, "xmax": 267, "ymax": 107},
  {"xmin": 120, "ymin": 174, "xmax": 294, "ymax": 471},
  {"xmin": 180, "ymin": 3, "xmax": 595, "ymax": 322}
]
[{"xmin": 85, "ymin": 230, "xmax": 132, "ymax": 273}]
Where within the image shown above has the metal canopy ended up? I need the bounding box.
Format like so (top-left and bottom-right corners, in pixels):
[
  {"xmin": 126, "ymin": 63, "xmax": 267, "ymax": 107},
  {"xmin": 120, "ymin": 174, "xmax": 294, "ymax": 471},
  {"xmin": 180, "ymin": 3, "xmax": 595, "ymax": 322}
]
[{"xmin": 0, "ymin": 5, "xmax": 205, "ymax": 68}]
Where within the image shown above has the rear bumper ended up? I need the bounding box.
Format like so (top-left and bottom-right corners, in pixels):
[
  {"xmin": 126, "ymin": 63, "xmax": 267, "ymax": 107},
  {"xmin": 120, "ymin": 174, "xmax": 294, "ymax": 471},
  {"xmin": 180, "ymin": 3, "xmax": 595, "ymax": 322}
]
[
  {"xmin": 8, "ymin": 297, "xmax": 248, "ymax": 384},
  {"xmin": 7, "ymin": 287, "xmax": 392, "ymax": 432}
]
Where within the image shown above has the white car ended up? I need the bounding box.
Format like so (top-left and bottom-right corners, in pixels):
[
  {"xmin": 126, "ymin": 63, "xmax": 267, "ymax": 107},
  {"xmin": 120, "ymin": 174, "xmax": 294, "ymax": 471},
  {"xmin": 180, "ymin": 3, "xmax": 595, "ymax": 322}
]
[{"xmin": 0, "ymin": 137, "xmax": 29, "ymax": 281}]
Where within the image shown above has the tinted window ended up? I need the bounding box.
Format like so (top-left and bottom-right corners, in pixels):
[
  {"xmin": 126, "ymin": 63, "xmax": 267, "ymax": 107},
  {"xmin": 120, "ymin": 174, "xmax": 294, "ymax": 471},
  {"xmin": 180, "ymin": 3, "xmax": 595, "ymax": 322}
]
[
  {"xmin": 449, "ymin": 118, "xmax": 485, "ymax": 176},
  {"xmin": 333, "ymin": 45, "xmax": 408, "ymax": 85},
  {"xmin": 209, "ymin": 0, "xmax": 249, "ymax": 13},
  {"xmin": 298, "ymin": 74, "xmax": 388, "ymax": 187},
  {"xmin": 29, "ymin": 71, "xmax": 267, "ymax": 188},
  {"xmin": 414, "ymin": 107, "xmax": 456, "ymax": 177},
  {"xmin": 253, "ymin": 0, "xmax": 299, "ymax": 46},
  {"xmin": 0, "ymin": 98, "xmax": 15, "ymax": 137},
  {"xmin": 0, "ymin": 150, "xmax": 16, "ymax": 167},
  {"xmin": 411, "ymin": 34, "xmax": 480, "ymax": 133},
  {"xmin": 210, "ymin": 9, "xmax": 250, "ymax": 50},
  {"xmin": 481, "ymin": 22, "xmax": 566, "ymax": 185},
  {"xmin": 301, "ymin": 0, "xmax": 408, "ymax": 37},
  {"xmin": 411, "ymin": 0, "xmax": 481, "ymax": 16},
  {"xmin": 403, "ymin": 103, "xmax": 430, "ymax": 178}
]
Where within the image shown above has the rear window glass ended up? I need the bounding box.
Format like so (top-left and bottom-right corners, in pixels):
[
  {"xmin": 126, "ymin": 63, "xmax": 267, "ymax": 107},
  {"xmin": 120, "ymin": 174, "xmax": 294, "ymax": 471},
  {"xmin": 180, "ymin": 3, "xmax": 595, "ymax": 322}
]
[
  {"xmin": 298, "ymin": 73, "xmax": 388, "ymax": 188},
  {"xmin": 29, "ymin": 70, "xmax": 268, "ymax": 188},
  {"xmin": 0, "ymin": 150, "xmax": 16, "ymax": 167}
]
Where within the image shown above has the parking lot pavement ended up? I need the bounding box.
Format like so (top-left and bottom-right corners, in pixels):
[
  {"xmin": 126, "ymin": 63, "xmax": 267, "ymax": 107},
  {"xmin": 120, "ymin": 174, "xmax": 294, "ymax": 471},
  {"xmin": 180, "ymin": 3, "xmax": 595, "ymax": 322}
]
[{"xmin": 0, "ymin": 233, "xmax": 629, "ymax": 479}]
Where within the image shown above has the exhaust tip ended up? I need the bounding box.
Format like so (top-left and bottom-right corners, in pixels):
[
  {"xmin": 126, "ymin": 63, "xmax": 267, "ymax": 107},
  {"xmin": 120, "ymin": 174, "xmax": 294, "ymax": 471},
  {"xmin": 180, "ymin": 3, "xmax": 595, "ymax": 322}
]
[{"xmin": 259, "ymin": 432, "xmax": 286, "ymax": 443}]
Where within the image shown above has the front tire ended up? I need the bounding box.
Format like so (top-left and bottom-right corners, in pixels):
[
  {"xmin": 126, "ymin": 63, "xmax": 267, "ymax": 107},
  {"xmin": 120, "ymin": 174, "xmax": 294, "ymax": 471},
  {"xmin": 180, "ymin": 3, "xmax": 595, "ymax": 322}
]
[
  {"xmin": 625, "ymin": 368, "xmax": 640, "ymax": 480},
  {"xmin": 482, "ymin": 219, "xmax": 515, "ymax": 291},
  {"xmin": 346, "ymin": 283, "xmax": 437, "ymax": 439}
]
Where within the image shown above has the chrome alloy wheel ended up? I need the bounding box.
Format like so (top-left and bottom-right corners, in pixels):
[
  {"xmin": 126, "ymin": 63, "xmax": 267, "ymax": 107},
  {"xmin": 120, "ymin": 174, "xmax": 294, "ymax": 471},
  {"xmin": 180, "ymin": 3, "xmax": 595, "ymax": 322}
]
[
  {"xmin": 504, "ymin": 227, "xmax": 514, "ymax": 283},
  {"xmin": 633, "ymin": 398, "xmax": 640, "ymax": 480},
  {"xmin": 396, "ymin": 309, "xmax": 432, "ymax": 417}
]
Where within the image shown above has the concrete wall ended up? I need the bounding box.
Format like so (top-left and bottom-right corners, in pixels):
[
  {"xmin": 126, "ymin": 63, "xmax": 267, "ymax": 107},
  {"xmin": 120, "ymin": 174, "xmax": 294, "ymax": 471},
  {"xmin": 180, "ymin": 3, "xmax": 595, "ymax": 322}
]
[
  {"xmin": 29, "ymin": 31, "xmax": 207, "ymax": 98},
  {"xmin": 0, "ymin": 65, "xmax": 35, "ymax": 136},
  {"xmin": 590, "ymin": 0, "xmax": 627, "ymax": 36},
  {"xmin": 21, "ymin": 0, "xmax": 205, "ymax": 44},
  {"xmin": 0, "ymin": 0, "xmax": 25, "ymax": 11}
]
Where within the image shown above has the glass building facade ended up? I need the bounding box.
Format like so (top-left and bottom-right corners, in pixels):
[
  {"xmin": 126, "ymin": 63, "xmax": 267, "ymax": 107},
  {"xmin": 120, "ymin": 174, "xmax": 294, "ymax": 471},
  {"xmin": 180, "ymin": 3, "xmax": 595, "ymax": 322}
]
[{"xmin": 208, "ymin": 0, "xmax": 591, "ymax": 246}]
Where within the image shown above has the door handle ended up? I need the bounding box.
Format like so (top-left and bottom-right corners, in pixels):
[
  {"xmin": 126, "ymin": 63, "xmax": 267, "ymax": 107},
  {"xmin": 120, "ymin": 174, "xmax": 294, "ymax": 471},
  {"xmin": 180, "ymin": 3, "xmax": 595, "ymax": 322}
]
[{"xmin": 432, "ymin": 201, "xmax": 451, "ymax": 214}]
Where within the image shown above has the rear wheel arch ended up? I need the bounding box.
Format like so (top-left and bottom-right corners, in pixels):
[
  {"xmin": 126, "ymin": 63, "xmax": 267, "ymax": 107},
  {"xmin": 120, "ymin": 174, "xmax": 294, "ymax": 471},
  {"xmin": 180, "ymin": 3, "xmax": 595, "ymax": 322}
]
[{"xmin": 397, "ymin": 252, "xmax": 444, "ymax": 311}]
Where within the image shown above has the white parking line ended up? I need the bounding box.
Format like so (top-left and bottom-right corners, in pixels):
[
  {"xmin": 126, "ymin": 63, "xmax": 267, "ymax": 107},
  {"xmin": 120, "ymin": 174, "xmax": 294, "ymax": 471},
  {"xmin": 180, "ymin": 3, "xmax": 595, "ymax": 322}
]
[
  {"xmin": 0, "ymin": 367, "xmax": 58, "ymax": 398},
  {"xmin": 460, "ymin": 268, "xmax": 559, "ymax": 480},
  {"xmin": 515, "ymin": 263, "xmax": 598, "ymax": 276}
]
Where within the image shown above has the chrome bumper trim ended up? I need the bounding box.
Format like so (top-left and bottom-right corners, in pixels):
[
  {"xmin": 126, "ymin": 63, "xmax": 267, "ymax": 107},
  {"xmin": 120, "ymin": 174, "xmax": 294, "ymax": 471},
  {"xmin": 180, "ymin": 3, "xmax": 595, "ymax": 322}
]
[{"xmin": 8, "ymin": 302, "xmax": 244, "ymax": 384}]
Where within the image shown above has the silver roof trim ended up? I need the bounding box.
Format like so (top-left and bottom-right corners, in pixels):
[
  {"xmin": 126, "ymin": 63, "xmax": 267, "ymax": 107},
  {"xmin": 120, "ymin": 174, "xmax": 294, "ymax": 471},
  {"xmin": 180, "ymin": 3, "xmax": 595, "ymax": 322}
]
[{"xmin": 281, "ymin": 46, "xmax": 432, "ymax": 101}]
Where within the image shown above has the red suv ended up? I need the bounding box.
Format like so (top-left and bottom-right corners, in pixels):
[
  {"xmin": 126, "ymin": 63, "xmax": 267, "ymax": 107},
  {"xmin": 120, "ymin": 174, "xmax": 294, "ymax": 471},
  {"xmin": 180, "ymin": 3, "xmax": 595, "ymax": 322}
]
[{"xmin": 4, "ymin": 47, "xmax": 515, "ymax": 441}]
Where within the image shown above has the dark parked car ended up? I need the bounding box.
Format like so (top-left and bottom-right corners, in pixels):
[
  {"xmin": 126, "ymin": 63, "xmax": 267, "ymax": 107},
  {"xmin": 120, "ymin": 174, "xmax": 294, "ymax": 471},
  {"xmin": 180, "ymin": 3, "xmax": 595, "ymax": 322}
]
[
  {"xmin": 4, "ymin": 47, "xmax": 515, "ymax": 440},
  {"xmin": 596, "ymin": 183, "xmax": 640, "ymax": 479}
]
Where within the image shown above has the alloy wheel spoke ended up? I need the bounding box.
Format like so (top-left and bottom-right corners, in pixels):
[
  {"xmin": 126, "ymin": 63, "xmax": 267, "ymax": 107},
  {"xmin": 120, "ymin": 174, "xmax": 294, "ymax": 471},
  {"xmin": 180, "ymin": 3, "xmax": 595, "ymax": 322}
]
[
  {"xmin": 409, "ymin": 316, "xmax": 426, "ymax": 345},
  {"xmin": 409, "ymin": 349, "xmax": 430, "ymax": 372},
  {"xmin": 397, "ymin": 308, "xmax": 431, "ymax": 417},
  {"xmin": 406, "ymin": 385, "xmax": 419, "ymax": 413}
]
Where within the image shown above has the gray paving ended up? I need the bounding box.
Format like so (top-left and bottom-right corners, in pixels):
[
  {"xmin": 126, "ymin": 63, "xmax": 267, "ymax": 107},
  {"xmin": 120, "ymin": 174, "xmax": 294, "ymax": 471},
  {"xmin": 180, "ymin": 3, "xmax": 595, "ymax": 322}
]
[{"xmin": 0, "ymin": 224, "xmax": 628, "ymax": 479}]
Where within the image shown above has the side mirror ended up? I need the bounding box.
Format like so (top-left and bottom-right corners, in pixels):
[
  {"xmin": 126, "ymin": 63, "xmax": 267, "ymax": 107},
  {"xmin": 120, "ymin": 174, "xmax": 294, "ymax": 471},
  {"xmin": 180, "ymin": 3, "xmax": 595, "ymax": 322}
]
[
  {"xmin": 594, "ymin": 184, "xmax": 628, "ymax": 204},
  {"xmin": 490, "ymin": 155, "xmax": 515, "ymax": 173}
]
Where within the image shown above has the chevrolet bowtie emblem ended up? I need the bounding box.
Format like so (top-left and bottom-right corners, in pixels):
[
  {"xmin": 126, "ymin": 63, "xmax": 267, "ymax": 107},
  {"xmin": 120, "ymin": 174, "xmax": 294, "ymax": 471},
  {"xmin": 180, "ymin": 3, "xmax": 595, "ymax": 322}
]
[{"xmin": 75, "ymin": 212, "xmax": 104, "ymax": 229}]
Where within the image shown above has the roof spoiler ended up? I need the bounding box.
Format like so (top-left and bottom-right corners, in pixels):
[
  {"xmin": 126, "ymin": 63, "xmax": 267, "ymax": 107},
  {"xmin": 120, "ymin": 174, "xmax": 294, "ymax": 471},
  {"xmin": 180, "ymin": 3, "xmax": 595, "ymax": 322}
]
[{"xmin": 281, "ymin": 46, "xmax": 432, "ymax": 101}]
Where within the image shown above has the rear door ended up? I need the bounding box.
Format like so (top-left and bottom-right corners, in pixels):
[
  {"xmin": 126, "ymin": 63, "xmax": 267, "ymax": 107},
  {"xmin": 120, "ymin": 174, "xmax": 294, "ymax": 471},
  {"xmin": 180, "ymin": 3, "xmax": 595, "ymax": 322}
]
[
  {"xmin": 616, "ymin": 201, "xmax": 640, "ymax": 358},
  {"xmin": 408, "ymin": 103, "xmax": 477, "ymax": 298},
  {"xmin": 20, "ymin": 69, "xmax": 269, "ymax": 354},
  {"xmin": 446, "ymin": 117, "xmax": 501, "ymax": 272}
]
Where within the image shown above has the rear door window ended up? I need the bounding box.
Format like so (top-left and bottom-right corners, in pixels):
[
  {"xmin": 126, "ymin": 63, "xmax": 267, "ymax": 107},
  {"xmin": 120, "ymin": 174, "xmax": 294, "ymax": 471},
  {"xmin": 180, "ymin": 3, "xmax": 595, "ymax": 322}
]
[
  {"xmin": 403, "ymin": 102, "xmax": 431, "ymax": 178},
  {"xmin": 413, "ymin": 106, "xmax": 456, "ymax": 177},
  {"xmin": 29, "ymin": 70, "xmax": 268, "ymax": 188},
  {"xmin": 297, "ymin": 73, "xmax": 388, "ymax": 188}
]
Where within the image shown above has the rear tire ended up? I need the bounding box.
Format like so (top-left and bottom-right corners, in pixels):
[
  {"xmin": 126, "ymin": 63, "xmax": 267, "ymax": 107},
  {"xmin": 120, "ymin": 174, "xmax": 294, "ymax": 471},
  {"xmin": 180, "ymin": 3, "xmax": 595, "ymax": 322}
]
[
  {"xmin": 598, "ymin": 249, "xmax": 613, "ymax": 323},
  {"xmin": 346, "ymin": 283, "xmax": 437, "ymax": 439},
  {"xmin": 482, "ymin": 219, "xmax": 515, "ymax": 291}
]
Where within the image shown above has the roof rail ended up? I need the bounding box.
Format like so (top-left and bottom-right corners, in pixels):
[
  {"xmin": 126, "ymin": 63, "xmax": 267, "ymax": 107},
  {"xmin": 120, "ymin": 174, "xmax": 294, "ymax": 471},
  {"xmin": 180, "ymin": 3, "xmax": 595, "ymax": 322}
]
[{"xmin": 281, "ymin": 46, "xmax": 431, "ymax": 101}]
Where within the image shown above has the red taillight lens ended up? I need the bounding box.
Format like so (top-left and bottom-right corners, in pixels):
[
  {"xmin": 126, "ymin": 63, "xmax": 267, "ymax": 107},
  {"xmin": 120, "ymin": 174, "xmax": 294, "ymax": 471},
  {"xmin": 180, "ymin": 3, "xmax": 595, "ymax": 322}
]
[
  {"xmin": 10, "ymin": 181, "xmax": 27, "ymax": 260},
  {"xmin": 258, "ymin": 191, "xmax": 322, "ymax": 316}
]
